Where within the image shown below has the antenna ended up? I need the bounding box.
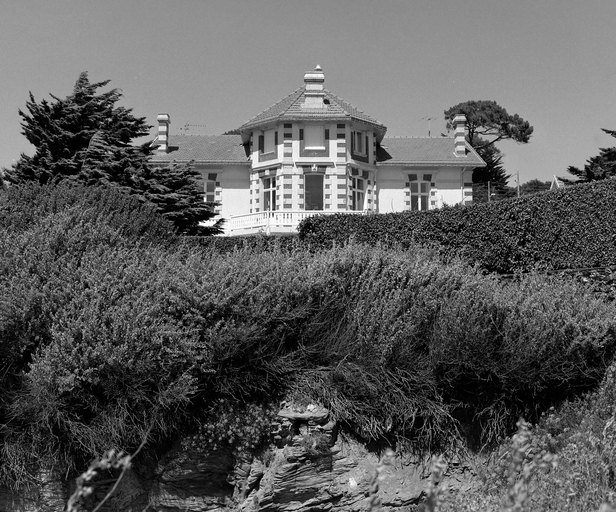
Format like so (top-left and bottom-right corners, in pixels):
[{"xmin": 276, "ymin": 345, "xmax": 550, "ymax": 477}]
[
  {"xmin": 420, "ymin": 116, "xmax": 437, "ymax": 137},
  {"xmin": 179, "ymin": 123, "xmax": 207, "ymax": 134}
]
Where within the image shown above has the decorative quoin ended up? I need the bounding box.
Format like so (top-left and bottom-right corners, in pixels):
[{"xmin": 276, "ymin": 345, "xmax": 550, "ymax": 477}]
[{"xmin": 151, "ymin": 66, "xmax": 485, "ymax": 235}]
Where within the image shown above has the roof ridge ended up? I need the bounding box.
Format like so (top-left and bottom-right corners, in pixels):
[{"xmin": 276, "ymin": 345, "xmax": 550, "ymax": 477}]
[
  {"xmin": 323, "ymin": 89, "xmax": 383, "ymax": 126},
  {"xmin": 241, "ymin": 86, "xmax": 305, "ymax": 127}
]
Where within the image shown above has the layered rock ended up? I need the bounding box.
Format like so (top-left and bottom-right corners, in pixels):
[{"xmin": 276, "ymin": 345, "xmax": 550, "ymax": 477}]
[{"xmin": 1, "ymin": 403, "xmax": 477, "ymax": 512}]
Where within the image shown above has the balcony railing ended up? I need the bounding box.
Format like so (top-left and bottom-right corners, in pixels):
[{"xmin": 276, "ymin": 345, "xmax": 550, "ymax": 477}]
[{"xmin": 226, "ymin": 210, "xmax": 365, "ymax": 236}]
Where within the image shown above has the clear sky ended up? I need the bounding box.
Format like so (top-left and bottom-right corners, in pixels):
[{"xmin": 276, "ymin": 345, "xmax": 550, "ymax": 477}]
[{"xmin": 1, "ymin": 0, "xmax": 615, "ymax": 185}]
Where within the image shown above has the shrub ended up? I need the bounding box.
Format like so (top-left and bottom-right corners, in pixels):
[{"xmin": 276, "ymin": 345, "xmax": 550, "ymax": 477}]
[
  {"xmin": 298, "ymin": 180, "xmax": 616, "ymax": 273},
  {"xmin": 0, "ymin": 182, "xmax": 175, "ymax": 243},
  {"xmin": 2, "ymin": 183, "xmax": 616, "ymax": 486},
  {"xmin": 183, "ymin": 401, "xmax": 277, "ymax": 456}
]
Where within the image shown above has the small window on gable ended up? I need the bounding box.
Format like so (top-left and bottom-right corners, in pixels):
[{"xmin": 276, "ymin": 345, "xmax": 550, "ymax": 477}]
[
  {"xmin": 264, "ymin": 129, "xmax": 275, "ymax": 153},
  {"xmin": 305, "ymin": 125, "xmax": 325, "ymax": 150}
]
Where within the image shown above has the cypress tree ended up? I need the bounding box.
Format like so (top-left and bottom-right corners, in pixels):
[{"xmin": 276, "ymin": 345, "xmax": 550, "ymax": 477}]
[{"xmin": 4, "ymin": 72, "xmax": 222, "ymax": 235}]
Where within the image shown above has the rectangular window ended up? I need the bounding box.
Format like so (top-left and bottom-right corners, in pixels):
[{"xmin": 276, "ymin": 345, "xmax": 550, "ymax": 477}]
[
  {"xmin": 355, "ymin": 132, "xmax": 363, "ymax": 154},
  {"xmin": 262, "ymin": 177, "xmax": 277, "ymax": 211},
  {"xmin": 305, "ymin": 125, "xmax": 325, "ymax": 150},
  {"xmin": 351, "ymin": 177, "xmax": 365, "ymax": 211},
  {"xmin": 408, "ymin": 174, "xmax": 430, "ymax": 211},
  {"xmin": 205, "ymin": 174, "xmax": 217, "ymax": 204},
  {"xmin": 264, "ymin": 129, "xmax": 275, "ymax": 153},
  {"xmin": 304, "ymin": 174, "xmax": 324, "ymax": 211}
]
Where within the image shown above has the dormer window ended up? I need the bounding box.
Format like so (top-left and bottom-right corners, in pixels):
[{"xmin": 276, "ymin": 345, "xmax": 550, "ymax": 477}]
[
  {"xmin": 351, "ymin": 130, "xmax": 368, "ymax": 157},
  {"xmin": 304, "ymin": 125, "xmax": 325, "ymax": 150},
  {"xmin": 258, "ymin": 129, "xmax": 277, "ymax": 154}
]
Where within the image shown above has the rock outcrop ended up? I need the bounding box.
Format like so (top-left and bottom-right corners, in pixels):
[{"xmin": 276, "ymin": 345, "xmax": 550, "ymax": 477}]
[{"xmin": 0, "ymin": 404, "xmax": 477, "ymax": 512}]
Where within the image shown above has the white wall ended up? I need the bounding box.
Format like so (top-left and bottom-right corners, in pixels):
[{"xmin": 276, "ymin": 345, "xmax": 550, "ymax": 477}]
[
  {"xmin": 197, "ymin": 165, "xmax": 251, "ymax": 223},
  {"xmin": 376, "ymin": 166, "xmax": 467, "ymax": 213},
  {"xmin": 376, "ymin": 167, "xmax": 407, "ymax": 213}
]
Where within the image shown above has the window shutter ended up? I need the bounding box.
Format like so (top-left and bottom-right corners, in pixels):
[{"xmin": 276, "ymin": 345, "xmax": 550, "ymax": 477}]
[
  {"xmin": 258, "ymin": 135, "xmax": 264, "ymax": 153},
  {"xmin": 275, "ymin": 131, "xmax": 278, "ymax": 146},
  {"xmin": 325, "ymin": 129, "xmax": 329, "ymax": 140},
  {"xmin": 299, "ymin": 129, "xmax": 304, "ymax": 141}
]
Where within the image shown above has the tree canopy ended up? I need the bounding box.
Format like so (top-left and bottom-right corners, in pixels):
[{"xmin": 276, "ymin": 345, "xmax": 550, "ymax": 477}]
[
  {"xmin": 566, "ymin": 128, "xmax": 616, "ymax": 182},
  {"xmin": 444, "ymin": 100, "xmax": 533, "ymax": 202},
  {"xmin": 3, "ymin": 72, "xmax": 222, "ymax": 235},
  {"xmin": 444, "ymin": 100, "xmax": 534, "ymax": 149},
  {"xmin": 519, "ymin": 179, "xmax": 551, "ymax": 195}
]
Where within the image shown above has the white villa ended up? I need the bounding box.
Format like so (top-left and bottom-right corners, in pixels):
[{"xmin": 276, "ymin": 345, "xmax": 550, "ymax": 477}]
[{"xmin": 151, "ymin": 66, "xmax": 485, "ymax": 236}]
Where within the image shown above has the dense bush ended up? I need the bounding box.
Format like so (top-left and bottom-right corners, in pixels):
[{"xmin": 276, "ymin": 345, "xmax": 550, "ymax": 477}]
[
  {"xmin": 2, "ymin": 182, "xmax": 616, "ymax": 487},
  {"xmin": 0, "ymin": 181, "xmax": 175, "ymax": 242},
  {"xmin": 186, "ymin": 232, "xmax": 299, "ymax": 254},
  {"xmin": 298, "ymin": 179, "xmax": 616, "ymax": 273}
]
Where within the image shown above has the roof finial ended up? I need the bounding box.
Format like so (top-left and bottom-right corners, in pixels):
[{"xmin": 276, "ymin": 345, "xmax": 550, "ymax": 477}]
[{"xmin": 315, "ymin": 65, "xmax": 322, "ymax": 72}]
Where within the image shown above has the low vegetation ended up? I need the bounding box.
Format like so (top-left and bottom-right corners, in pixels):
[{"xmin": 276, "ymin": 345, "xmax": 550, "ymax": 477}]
[
  {"xmin": 2, "ymin": 183, "xmax": 616, "ymax": 508},
  {"xmin": 298, "ymin": 179, "xmax": 616, "ymax": 274},
  {"xmin": 0, "ymin": 184, "xmax": 616, "ymax": 510}
]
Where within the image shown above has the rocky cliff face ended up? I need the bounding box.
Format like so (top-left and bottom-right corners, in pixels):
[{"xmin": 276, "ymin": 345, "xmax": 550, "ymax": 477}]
[{"xmin": 0, "ymin": 404, "xmax": 477, "ymax": 512}]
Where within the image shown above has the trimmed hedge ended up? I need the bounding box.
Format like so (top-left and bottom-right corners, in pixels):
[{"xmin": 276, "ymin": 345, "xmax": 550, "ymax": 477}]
[{"xmin": 298, "ymin": 180, "xmax": 616, "ymax": 273}]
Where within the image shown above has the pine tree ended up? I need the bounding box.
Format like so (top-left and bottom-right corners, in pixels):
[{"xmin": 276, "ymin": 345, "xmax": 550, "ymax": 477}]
[
  {"xmin": 444, "ymin": 101, "xmax": 533, "ymax": 202},
  {"xmin": 4, "ymin": 72, "xmax": 222, "ymax": 235},
  {"xmin": 470, "ymin": 138, "xmax": 512, "ymax": 202},
  {"xmin": 565, "ymin": 128, "xmax": 616, "ymax": 182}
]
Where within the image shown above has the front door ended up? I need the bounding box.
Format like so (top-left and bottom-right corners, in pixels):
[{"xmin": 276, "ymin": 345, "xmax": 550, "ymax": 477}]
[{"xmin": 304, "ymin": 174, "xmax": 324, "ymax": 210}]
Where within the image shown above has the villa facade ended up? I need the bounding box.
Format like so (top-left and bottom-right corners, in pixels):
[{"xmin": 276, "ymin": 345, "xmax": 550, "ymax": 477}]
[{"xmin": 151, "ymin": 66, "xmax": 485, "ymax": 236}]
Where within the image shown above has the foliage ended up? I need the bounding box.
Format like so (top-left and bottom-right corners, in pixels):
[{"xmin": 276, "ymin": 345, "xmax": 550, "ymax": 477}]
[
  {"xmin": 470, "ymin": 139, "xmax": 511, "ymax": 202},
  {"xmin": 2, "ymin": 183, "xmax": 616, "ymax": 488},
  {"xmin": 183, "ymin": 401, "xmax": 277, "ymax": 456},
  {"xmin": 444, "ymin": 100, "xmax": 533, "ymax": 195},
  {"xmin": 438, "ymin": 367, "xmax": 616, "ymax": 511},
  {"xmin": 3, "ymin": 72, "xmax": 221, "ymax": 235},
  {"xmin": 0, "ymin": 181, "xmax": 174, "ymax": 241},
  {"xmin": 444, "ymin": 101, "xmax": 534, "ymax": 149},
  {"xmin": 186, "ymin": 232, "xmax": 300, "ymax": 254},
  {"xmin": 519, "ymin": 179, "xmax": 551, "ymax": 196},
  {"xmin": 566, "ymin": 128, "xmax": 616, "ymax": 182},
  {"xmin": 298, "ymin": 179, "xmax": 616, "ymax": 274}
]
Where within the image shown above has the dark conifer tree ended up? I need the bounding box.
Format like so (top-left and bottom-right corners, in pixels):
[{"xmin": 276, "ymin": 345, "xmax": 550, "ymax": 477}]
[
  {"xmin": 4, "ymin": 72, "xmax": 222, "ymax": 235},
  {"xmin": 444, "ymin": 101, "xmax": 533, "ymax": 202},
  {"xmin": 565, "ymin": 128, "xmax": 616, "ymax": 182}
]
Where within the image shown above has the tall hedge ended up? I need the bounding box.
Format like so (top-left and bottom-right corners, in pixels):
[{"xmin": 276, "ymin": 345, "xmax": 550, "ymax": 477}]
[{"xmin": 298, "ymin": 180, "xmax": 616, "ymax": 273}]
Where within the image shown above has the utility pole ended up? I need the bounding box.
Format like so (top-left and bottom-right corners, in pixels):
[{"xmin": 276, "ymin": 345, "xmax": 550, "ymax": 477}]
[
  {"xmin": 488, "ymin": 181, "xmax": 491, "ymax": 202},
  {"xmin": 516, "ymin": 170, "xmax": 521, "ymax": 198}
]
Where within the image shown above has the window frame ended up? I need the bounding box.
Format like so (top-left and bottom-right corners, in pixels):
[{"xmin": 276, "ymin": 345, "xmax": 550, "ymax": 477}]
[
  {"xmin": 304, "ymin": 125, "xmax": 326, "ymax": 150},
  {"xmin": 262, "ymin": 176, "xmax": 277, "ymax": 211},
  {"xmin": 408, "ymin": 173, "xmax": 432, "ymax": 211}
]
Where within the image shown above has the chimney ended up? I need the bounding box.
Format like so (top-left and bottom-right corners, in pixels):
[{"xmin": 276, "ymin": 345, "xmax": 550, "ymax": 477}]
[
  {"xmin": 453, "ymin": 114, "xmax": 467, "ymax": 157},
  {"xmin": 156, "ymin": 113, "xmax": 170, "ymax": 153},
  {"xmin": 303, "ymin": 65, "xmax": 325, "ymax": 108}
]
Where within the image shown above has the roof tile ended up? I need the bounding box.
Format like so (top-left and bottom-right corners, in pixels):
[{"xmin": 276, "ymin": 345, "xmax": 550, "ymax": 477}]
[
  {"xmin": 151, "ymin": 135, "xmax": 250, "ymax": 164},
  {"xmin": 377, "ymin": 137, "xmax": 486, "ymax": 167},
  {"xmin": 239, "ymin": 86, "xmax": 386, "ymax": 136}
]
